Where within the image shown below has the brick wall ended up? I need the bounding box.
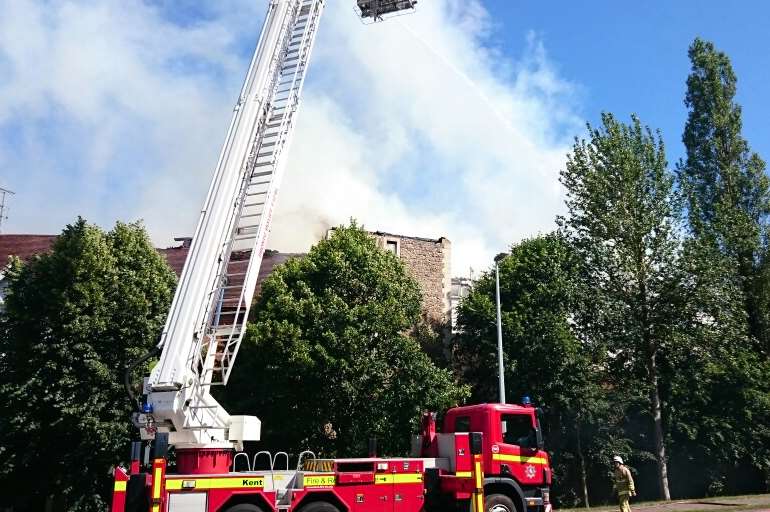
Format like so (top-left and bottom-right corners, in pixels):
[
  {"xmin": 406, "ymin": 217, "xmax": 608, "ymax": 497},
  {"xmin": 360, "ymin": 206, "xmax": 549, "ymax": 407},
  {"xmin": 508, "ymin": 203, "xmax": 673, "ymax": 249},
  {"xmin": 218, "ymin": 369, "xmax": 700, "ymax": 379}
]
[{"xmin": 371, "ymin": 231, "xmax": 452, "ymax": 325}]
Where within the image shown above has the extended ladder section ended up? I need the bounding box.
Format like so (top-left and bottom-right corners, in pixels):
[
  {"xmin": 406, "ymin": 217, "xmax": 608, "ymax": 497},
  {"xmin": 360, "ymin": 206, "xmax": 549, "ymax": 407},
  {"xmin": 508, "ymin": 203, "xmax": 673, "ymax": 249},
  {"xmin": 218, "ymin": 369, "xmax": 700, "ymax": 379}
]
[
  {"xmin": 145, "ymin": 0, "xmax": 324, "ymax": 445},
  {"xmin": 152, "ymin": 0, "xmax": 323, "ymax": 392},
  {"xmin": 142, "ymin": 0, "xmax": 417, "ymax": 449},
  {"xmin": 195, "ymin": 0, "xmax": 325, "ymax": 387}
]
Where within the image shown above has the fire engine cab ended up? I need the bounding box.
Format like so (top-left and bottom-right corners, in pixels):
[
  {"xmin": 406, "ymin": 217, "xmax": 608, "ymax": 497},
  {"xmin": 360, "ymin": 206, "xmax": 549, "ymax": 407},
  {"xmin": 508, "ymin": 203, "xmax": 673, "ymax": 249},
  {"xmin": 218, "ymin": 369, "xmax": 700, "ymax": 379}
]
[{"xmin": 113, "ymin": 1, "xmax": 553, "ymax": 511}]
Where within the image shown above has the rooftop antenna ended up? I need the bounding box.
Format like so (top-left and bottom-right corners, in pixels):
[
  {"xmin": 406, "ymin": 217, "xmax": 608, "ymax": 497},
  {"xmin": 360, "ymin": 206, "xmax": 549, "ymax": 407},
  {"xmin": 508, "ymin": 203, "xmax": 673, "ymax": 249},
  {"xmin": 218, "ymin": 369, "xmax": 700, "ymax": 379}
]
[{"xmin": 0, "ymin": 187, "xmax": 14, "ymax": 233}]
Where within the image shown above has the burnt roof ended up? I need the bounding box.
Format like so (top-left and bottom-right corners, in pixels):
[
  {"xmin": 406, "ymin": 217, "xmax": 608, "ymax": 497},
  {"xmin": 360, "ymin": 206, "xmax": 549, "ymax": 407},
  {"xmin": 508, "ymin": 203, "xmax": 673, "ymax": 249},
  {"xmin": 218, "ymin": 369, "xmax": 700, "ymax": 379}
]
[
  {"xmin": 0, "ymin": 235, "xmax": 58, "ymax": 267},
  {"xmin": 0, "ymin": 235, "xmax": 303, "ymax": 294}
]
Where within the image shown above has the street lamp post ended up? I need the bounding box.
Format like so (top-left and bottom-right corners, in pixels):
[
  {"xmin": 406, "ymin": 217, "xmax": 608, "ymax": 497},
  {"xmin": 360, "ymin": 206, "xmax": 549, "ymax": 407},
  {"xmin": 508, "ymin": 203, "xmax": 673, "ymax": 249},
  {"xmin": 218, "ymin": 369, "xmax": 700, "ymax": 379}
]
[{"xmin": 494, "ymin": 254, "xmax": 506, "ymax": 404}]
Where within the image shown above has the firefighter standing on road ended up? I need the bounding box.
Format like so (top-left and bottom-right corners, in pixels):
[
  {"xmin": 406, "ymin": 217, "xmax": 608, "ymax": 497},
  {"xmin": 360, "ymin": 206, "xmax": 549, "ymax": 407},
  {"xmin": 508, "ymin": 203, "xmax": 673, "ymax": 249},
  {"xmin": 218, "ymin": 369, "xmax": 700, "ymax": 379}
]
[{"xmin": 613, "ymin": 455, "xmax": 636, "ymax": 512}]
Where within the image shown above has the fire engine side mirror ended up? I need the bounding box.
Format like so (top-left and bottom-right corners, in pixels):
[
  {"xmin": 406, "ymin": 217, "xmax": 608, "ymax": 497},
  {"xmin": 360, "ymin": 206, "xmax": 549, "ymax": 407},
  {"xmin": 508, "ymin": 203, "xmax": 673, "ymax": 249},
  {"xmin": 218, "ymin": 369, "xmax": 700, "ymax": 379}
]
[{"xmin": 470, "ymin": 432, "xmax": 483, "ymax": 455}]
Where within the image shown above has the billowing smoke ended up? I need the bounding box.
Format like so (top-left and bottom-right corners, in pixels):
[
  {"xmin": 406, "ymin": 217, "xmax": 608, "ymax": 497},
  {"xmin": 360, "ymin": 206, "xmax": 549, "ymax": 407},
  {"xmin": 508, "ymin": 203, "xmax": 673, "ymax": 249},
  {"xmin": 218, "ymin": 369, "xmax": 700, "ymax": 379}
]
[{"xmin": 0, "ymin": 0, "xmax": 581, "ymax": 274}]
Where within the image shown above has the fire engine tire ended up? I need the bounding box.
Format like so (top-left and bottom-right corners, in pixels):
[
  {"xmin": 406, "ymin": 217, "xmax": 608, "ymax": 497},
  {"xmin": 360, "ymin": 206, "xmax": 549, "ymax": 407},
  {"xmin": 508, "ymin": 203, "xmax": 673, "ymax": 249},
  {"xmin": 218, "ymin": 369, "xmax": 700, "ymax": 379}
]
[
  {"xmin": 486, "ymin": 493, "xmax": 517, "ymax": 512},
  {"xmin": 297, "ymin": 502, "xmax": 340, "ymax": 512},
  {"xmin": 223, "ymin": 505, "xmax": 265, "ymax": 512}
]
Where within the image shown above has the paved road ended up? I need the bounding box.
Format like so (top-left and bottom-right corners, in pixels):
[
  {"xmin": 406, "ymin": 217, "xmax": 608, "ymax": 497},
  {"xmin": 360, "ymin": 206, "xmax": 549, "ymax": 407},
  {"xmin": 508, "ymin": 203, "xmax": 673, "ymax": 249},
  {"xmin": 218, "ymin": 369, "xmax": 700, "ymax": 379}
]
[{"xmin": 561, "ymin": 494, "xmax": 770, "ymax": 512}]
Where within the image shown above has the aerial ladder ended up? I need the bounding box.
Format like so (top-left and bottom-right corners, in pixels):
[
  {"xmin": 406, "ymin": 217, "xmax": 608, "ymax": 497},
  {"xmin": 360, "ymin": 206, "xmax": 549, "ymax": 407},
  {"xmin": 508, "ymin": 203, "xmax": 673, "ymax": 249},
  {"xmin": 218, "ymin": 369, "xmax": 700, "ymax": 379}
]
[{"xmin": 131, "ymin": 0, "xmax": 418, "ymax": 461}]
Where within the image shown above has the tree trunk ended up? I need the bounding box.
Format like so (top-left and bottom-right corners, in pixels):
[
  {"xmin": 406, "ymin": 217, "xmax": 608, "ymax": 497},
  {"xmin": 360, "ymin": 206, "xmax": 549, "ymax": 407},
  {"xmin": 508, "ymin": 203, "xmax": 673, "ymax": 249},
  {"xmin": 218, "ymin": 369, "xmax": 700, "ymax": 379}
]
[
  {"xmin": 649, "ymin": 350, "xmax": 671, "ymax": 500},
  {"xmin": 576, "ymin": 416, "xmax": 590, "ymax": 508}
]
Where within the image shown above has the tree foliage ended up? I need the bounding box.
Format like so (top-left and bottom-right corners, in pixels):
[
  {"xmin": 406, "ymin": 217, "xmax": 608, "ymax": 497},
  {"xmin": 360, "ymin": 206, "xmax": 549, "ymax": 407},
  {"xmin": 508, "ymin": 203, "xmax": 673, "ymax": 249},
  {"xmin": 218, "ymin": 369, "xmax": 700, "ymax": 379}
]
[
  {"xmin": 559, "ymin": 113, "xmax": 680, "ymax": 500},
  {"xmin": 679, "ymin": 37, "xmax": 770, "ymax": 356},
  {"xmin": 671, "ymin": 36, "xmax": 770, "ymax": 493},
  {"xmin": 220, "ymin": 223, "xmax": 468, "ymax": 458},
  {"xmin": 0, "ymin": 219, "xmax": 176, "ymax": 511}
]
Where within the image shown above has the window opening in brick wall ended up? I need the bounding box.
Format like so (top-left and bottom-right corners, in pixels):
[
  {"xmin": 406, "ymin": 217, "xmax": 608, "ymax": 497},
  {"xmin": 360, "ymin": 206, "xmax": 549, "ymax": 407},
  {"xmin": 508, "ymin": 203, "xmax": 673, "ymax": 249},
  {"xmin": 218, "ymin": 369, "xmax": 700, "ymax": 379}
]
[{"xmin": 385, "ymin": 240, "xmax": 398, "ymax": 255}]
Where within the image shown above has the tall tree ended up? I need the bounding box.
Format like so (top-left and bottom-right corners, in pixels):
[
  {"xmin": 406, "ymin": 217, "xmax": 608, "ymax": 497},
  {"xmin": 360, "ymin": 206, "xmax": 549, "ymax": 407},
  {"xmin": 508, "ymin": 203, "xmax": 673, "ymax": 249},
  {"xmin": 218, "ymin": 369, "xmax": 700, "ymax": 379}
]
[
  {"xmin": 678, "ymin": 37, "xmax": 770, "ymax": 356},
  {"xmin": 673, "ymin": 37, "xmax": 770, "ymax": 493},
  {"xmin": 220, "ymin": 223, "xmax": 468, "ymax": 457},
  {"xmin": 559, "ymin": 114, "xmax": 679, "ymax": 500},
  {"xmin": 0, "ymin": 219, "xmax": 176, "ymax": 511}
]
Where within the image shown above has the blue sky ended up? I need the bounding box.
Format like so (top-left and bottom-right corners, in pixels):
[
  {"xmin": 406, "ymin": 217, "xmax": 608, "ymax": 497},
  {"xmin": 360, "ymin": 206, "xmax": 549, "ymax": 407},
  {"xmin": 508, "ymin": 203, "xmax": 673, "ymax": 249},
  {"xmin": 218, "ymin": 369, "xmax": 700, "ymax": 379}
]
[
  {"xmin": 482, "ymin": 0, "xmax": 770, "ymax": 165},
  {"xmin": 0, "ymin": 1, "xmax": 768, "ymax": 273}
]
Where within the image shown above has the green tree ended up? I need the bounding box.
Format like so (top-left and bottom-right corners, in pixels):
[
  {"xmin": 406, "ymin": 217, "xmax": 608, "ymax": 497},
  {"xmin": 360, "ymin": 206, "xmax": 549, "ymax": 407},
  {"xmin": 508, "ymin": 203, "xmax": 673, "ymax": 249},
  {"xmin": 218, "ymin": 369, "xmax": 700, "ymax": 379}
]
[
  {"xmin": 673, "ymin": 37, "xmax": 770, "ymax": 492},
  {"xmin": 220, "ymin": 223, "xmax": 468, "ymax": 457},
  {"xmin": 559, "ymin": 113, "xmax": 680, "ymax": 500},
  {"xmin": 678, "ymin": 37, "xmax": 770, "ymax": 356},
  {"xmin": 0, "ymin": 219, "xmax": 176, "ymax": 511},
  {"xmin": 454, "ymin": 234, "xmax": 612, "ymax": 507}
]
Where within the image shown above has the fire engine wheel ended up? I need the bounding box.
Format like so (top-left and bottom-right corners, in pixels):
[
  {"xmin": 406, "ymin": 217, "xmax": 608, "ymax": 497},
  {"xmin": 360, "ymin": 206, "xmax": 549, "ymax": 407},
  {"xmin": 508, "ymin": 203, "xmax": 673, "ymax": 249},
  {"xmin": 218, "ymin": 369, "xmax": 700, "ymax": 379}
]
[
  {"xmin": 297, "ymin": 502, "xmax": 340, "ymax": 512},
  {"xmin": 485, "ymin": 493, "xmax": 516, "ymax": 512},
  {"xmin": 223, "ymin": 505, "xmax": 265, "ymax": 512}
]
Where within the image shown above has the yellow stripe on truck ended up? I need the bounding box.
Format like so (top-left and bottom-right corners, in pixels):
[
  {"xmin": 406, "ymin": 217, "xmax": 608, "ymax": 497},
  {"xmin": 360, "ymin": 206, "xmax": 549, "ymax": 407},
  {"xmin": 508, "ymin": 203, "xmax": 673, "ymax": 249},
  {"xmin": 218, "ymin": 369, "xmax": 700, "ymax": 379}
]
[
  {"xmin": 492, "ymin": 454, "xmax": 548, "ymax": 465},
  {"xmin": 166, "ymin": 477, "xmax": 264, "ymax": 490},
  {"xmin": 114, "ymin": 481, "xmax": 127, "ymax": 492},
  {"xmin": 374, "ymin": 473, "xmax": 423, "ymax": 484},
  {"xmin": 304, "ymin": 475, "xmax": 336, "ymax": 487},
  {"xmin": 152, "ymin": 468, "xmax": 162, "ymax": 499}
]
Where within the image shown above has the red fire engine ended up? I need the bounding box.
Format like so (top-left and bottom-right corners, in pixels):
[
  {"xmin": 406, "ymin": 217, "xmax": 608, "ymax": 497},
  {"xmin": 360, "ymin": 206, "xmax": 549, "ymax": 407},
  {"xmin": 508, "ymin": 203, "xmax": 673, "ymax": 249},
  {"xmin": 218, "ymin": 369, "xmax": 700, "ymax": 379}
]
[
  {"xmin": 114, "ymin": 1, "xmax": 553, "ymax": 511},
  {"xmin": 112, "ymin": 403, "xmax": 551, "ymax": 512}
]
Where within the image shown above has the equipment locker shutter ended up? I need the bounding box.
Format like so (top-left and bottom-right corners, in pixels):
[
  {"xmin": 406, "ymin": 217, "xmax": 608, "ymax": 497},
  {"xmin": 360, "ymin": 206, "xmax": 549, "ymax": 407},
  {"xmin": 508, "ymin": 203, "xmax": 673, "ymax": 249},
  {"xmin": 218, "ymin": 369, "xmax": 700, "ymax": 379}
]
[{"xmin": 168, "ymin": 493, "xmax": 207, "ymax": 512}]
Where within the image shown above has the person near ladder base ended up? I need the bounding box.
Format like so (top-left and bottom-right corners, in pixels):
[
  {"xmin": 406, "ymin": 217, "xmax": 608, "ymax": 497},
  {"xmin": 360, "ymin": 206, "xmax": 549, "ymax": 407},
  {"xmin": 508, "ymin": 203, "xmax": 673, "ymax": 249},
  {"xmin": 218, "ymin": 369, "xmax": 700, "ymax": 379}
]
[{"xmin": 613, "ymin": 455, "xmax": 636, "ymax": 512}]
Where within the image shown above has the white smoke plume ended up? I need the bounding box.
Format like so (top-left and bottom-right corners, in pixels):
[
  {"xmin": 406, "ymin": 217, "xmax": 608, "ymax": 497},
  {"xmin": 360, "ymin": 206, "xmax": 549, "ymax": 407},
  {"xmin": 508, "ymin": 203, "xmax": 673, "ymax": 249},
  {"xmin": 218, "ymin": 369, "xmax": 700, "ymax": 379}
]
[{"xmin": 0, "ymin": 0, "xmax": 581, "ymax": 274}]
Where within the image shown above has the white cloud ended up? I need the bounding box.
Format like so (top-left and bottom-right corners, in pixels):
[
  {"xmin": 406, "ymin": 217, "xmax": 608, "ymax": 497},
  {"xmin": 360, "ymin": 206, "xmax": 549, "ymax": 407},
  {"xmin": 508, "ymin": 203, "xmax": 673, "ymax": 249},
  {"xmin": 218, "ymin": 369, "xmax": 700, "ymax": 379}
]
[{"xmin": 0, "ymin": 0, "xmax": 581, "ymax": 274}]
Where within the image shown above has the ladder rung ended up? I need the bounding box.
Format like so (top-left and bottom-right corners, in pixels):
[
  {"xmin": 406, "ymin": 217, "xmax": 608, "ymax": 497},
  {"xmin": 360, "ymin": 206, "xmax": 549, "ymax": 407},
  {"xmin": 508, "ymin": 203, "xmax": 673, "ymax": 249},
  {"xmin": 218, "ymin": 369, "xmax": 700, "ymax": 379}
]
[
  {"xmin": 218, "ymin": 298, "xmax": 244, "ymax": 304},
  {"xmin": 212, "ymin": 329, "xmax": 241, "ymax": 337},
  {"xmin": 243, "ymin": 202, "xmax": 265, "ymax": 208}
]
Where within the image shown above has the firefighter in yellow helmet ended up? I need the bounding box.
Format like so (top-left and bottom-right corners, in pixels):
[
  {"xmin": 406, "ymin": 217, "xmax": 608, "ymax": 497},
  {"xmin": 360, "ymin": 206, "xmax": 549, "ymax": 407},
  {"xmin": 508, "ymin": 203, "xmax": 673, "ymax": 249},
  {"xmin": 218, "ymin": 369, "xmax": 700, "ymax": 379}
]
[{"xmin": 613, "ymin": 456, "xmax": 636, "ymax": 512}]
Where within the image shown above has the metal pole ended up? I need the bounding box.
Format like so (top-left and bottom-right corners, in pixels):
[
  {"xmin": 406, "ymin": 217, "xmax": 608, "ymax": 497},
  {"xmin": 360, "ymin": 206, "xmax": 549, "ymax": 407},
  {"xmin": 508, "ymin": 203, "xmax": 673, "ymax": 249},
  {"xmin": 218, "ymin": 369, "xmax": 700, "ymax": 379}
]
[{"xmin": 495, "ymin": 261, "xmax": 506, "ymax": 404}]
